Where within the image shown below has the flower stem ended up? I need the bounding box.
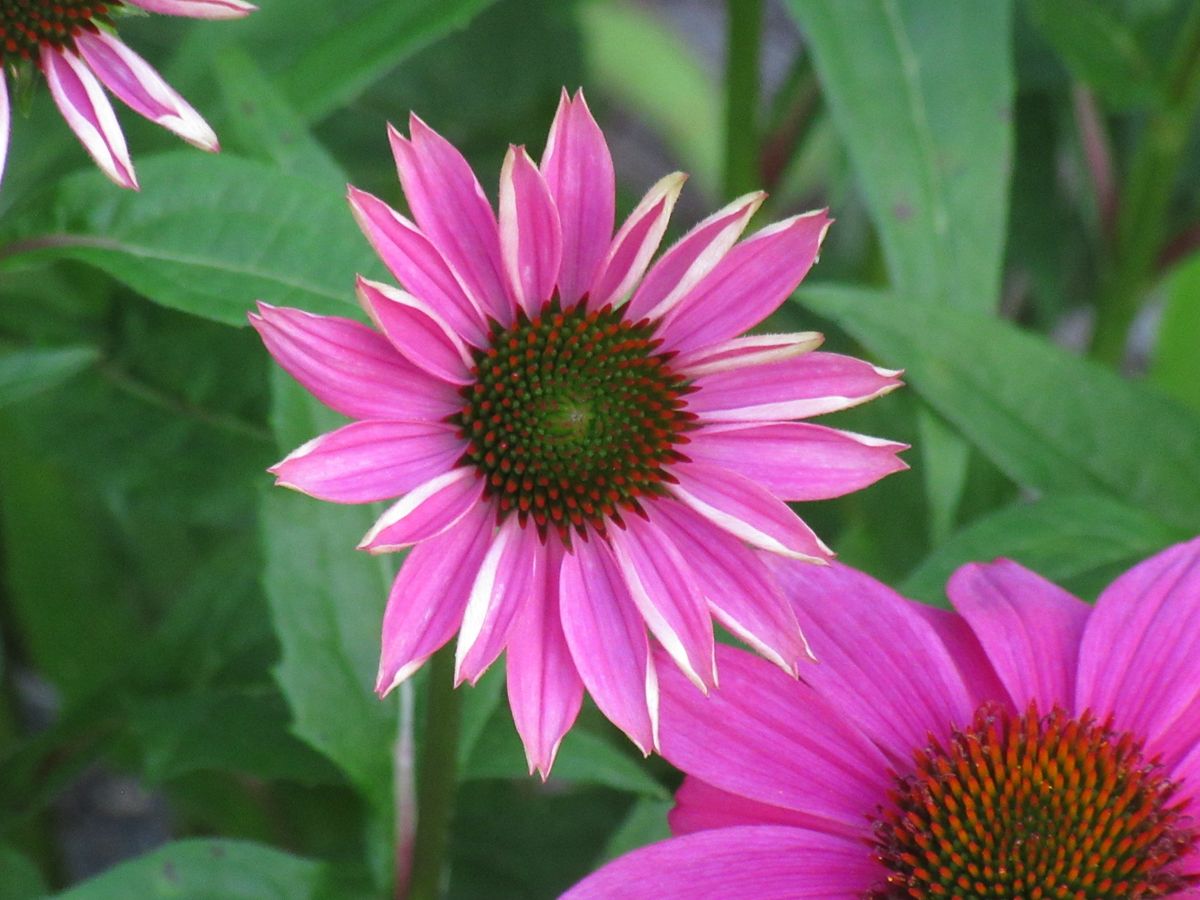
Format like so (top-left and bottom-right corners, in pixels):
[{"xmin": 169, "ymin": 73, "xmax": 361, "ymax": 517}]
[
  {"xmin": 1089, "ymin": 2, "xmax": 1200, "ymax": 364},
  {"xmin": 723, "ymin": 0, "xmax": 764, "ymax": 201},
  {"xmin": 405, "ymin": 645, "xmax": 462, "ymax": 900}
]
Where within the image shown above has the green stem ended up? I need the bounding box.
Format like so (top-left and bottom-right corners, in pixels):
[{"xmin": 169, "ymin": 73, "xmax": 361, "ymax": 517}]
[
  {"xmin": 1089, "ymin": 3, "xmax": 1200, "ymax": 364},
  {"xmin": 405, "ymin": 646, "xmax": 462, "ymax": 900},
  {"xmin": 722, "ymin": 0, "xmax": 764, "ymax": 201}
]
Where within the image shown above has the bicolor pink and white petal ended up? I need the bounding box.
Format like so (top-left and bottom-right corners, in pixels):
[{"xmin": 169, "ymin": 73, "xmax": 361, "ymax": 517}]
[
  {"xmin": 253, "ymin": 89, "xmax": 906, "ymax": 776},
  {"xmin": 0, "ymin": 0, "xmax": 254, "ymax": 190},
  {"xmin": 567, "ymin": 538, "xmax": 1200, "ymax": 898}
]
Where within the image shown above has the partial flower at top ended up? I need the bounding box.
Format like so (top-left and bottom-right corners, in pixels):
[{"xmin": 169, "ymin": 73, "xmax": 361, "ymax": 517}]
[
  {"xmin": 0, "ymin": 0, "xmax": 255, "ymax": 190},
  {"xmin": 566, "ymin": 539, "xmax": 1200, "ymax": 897},
  {"xmin": 251, "ymin": 88, "xmax": 906, "ymax": 777}
]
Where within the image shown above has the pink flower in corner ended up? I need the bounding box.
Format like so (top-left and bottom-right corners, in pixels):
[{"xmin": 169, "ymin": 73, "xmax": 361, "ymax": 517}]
[
  {"xmin": 566, "ymin": 539, "xmax": 1200, "ymax": 898},
  {"xmin": 0, "ymin": 0, "xmax": 255, "ymax": 191},
  {"xmin": 251, "ymin": 89, "xmax": 906, "ymax": 776}
]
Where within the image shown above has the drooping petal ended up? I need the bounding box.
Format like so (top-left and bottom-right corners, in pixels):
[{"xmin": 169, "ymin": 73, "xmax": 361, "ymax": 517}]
[
  {"xmin": 668, "ymin": 777, "xmax": 816, "ymax": 836},
  {"xmin": 675, "ymin": 332, "xmax": 824, "ymax": 378},
  {"xmin": 652, "ymin": 501, "xmax": 811, "ymax": 676},
  {"xmin": 41, "ymin": 47, "xmax": 137, "ymax": 190},
  {"xmin": 687, "ymin": 423, "xmax": 908, "ymax": 501},
  {"xmin": 767, "ymin": 557, "xmax": 982, "ymax": 766},
  {"xmin": 656, "ymin": 645, "xmax": 892, "ymax": 834},
  {"xmin": 355, "ymin": 277, "xmax": 473, "ymax": 385},
  {"xmin": 75, "ymin": 31, "xmax": 217, "ymax": 151},
  {"xmin": 657, "ymin": 209, "xmax": 831, "ymax": 355},
  {"xmin": 270, "ymin": 420, "xmax": 464, "ymax": 504},
  {"xmin": 505, "ymin": 538, "xmax": 584, "ymax": 778},
  {"xmin": 125, "ymin": 0, "xmax": 256, "ymax": 17},
  {"xmin": 455, "ymin": 517, "xmax": 540, "ymax": 685},
  {"xmin": 1076, "ymin": 537, "xmax": 1200, "ymax": 767},
  {"xmin": 608, "ymin": 512, "xmax": 716, "ymax": 692},
  {"xmin": 347, "ymin": 186, "xmax": 487, "ymax": 346},
  {"xmin": 0, "ymin": 71, "xmax": 9, "ymax": 190},
  {"xmin": 540, "ymin": 89, "xmax": 614, "ymax": 305},
  {"xmin": 563, "ymin": 826, "xmax": 881, "ymax": 899},
  {"xmin": 626, "ymin": 191, "xmax": 765, "ymax": 322},
  {"xmin": 948, "ymin": 560, "xmax": 1091, "ymax": 712},
  {"xmin": 376, "ymin": 503, "xmax": 494, "ymax": 694},
  {"xmin": 498, "ymin": 145, "xmax": 563, "ymax": 314},
  {"xmin": 559, "ymin": 539, "xmax": 657, "ymax": 753},
  {"xmin": 587, "ymin": 172, "xmax": 686, "ymax": 310},
  {"xmin": 687, "ymin": 352, "xmax": 902, "ymax": 422},
  {"xmin": 390, "ymin": 117, "xmax": 511, "ymax": 323},
  {"xmin": 669, "ymin": 461, "xmax": 831, "ymax": 562},
  {"xmin": 249, "ymin": 303, "xmax": 461, "ymax": 421},
  {"xmin": 358, "ymin": 468, "xmax": 484, "ymax": 553}
]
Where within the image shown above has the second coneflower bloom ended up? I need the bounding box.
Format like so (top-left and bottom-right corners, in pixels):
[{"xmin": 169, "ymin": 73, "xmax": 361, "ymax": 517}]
[{"xmin": 251, "ymin": 89, "xmax": 906, "ymax": 775}]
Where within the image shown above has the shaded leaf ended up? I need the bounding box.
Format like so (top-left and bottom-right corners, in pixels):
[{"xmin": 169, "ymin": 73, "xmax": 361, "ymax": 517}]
[{"xmin": 0, "ymin": 345, "xmax": 98, "ymax": 409}]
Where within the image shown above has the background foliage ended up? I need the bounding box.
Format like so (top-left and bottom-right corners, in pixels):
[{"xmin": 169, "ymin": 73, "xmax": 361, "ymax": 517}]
[{"xmin": 1, "ymin": 0, "xmax": 1198, "ymax": 896}]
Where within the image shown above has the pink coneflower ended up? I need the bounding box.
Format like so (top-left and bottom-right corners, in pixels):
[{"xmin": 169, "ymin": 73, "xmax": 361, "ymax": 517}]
[
  {"xmin": 251, "ymin": 89, "xmax": 906, "ymax": 776},
  {"xmin": 0, "ymin": 0, "xmax": 255, "ymax": 190},
  {"xmin": 567, "ymin": 539, "xmax": 1200, "ymax": 897}
]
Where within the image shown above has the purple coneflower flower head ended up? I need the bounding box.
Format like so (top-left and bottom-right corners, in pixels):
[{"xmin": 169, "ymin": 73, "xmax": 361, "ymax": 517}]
[
  {"xmin": 567, "ymin": 538, "xmax": 1200, "ymax": 897},
  {"xmin": 0, "ymin": 0, "xmax": 255, "ymax": 190},
  {"xmin": 250, "ymin": 89, "xmax": 906, "ymax": 776}
]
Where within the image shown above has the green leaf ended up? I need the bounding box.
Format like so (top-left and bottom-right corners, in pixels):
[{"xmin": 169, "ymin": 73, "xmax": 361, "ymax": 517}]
[
  {"xmin": 797, "ymin": 285, "xmax": 1200, "ymax": 532},
  {"xmin": 214, "ymin": 50, "xmax": 344, "ymax": 182},
  {"xmin": 903, "ymin": 494, "xmax": 1184, "ymax": 605},
  {"xmin": 1027, "ymin": 0, "xmax": 1161, "ymax": 108},
  {"xmin": 580, "ymin": 1, "xmax": 721, "ymax": 197},
  {"xmin": 596, "ymin": 797, "xmax": 673, "ymax": 864},
  {"xmin": 0, "ymin": 843, "xmax": 47, "ymax": 900},
  {"xmin": 784, "ymin": 0, "xmax": 1015, "ymax": 311},
  {"xmin": 464, "ymin": 709, "xmax": 667, "ymax": 800},
  {"xmin": 0, "ymin": 345, "xmax": 98, "ymax": 409},
  {"xmin": 54, "ymin": 840, "xmax": 331, "ymax": 900},
  {"xmin": 128, "ymin": 689, "xmax": 342, "ymax": 786},
  {"xmin": 1, "ymin": 153, "xmax": 381, "ymax": 326},
  {"xmin": 1152, "ymin": 251, "xmax": 1200, "ymax": 413},
  {"xmin": 277, "ymin": 0, "xmax": 499, "ymax": 123},
  {"xmin": 260, "ymin": 373, "xmax": 397, "ymax": 812}
]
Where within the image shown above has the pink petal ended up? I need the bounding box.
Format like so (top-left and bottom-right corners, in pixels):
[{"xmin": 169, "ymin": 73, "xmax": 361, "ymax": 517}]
[
  {"xmin": 587, "ymin": 172, "xmax": 686, "ymax": 310},
  {"xmin": 767, "ymin": 557, "xmax": 982, "ymax": 767},
  {"xmin": 454, "ymin": 517, "xmax": 539, "ymax": 685},
  {"xmin": 269, "ymin": 420, "xmax": 465, "ymax": 504},
  {"xmin": 347, "ymin": 186, "xmax": 487, "ymax": 346},
  {"xmin": 75, "ymin": 31, "xmax": 217, "ymax": 152},
  {"xmin": 669, "ymin": 461, "xmax": 831, "ymax": 562},
  {"xmin": 668, "ymin": 777, "xmax": 815, "ymax": 836},
  {"xmin": 559, "ymin": 539, "xmax": 657, "ymax": 753},
  {"xmin": 1076, "ymin": 537, "xmax": 1200, "ymax": 768},
  {"xmin": 0, "ymin": 71, "xmax": 9, "ymax": 190},
  {"xmin": 908, "ymin": 603, "xmax": 1008, "ymax": 709},
  {"xmin": 688, "ymin": 352, "xmax": 902, "ymax": 422},
  {"xmin": 686, "ymin": 423, "xmax": 908, "ymax": 501},
  {"xmin": 355, "ymin": 277, "xmax": 472, "ymax": 385},
  {"xmin": 376, "ymin": 503, "xmax": 494, "ymax": 694},
  {"xmin": 657, "ymin": 209, "xmax": 831, "ymax": 355},
  {"xmin": 675, "ymin": 332, "xmax": 824, "ymax": 377},
  {"xmin": 249, "ymin": 303, "xmax": 461, "ymax": 422},
  {"xmin": 608, "ymin": 512, "xmax": 716, "ymax": 692},
  {"xmin": 626, "ymin": 191, "xmax": 765, "ymax": 322},
  {"xmin": 124, "ymin": 0, "xmax": 256, "ymax": 17},
  {"xmin": 540, "ymin": 89, "xmax": 614, "ymax": 305},
  {"xmin": 390, "ymin": 117, "xmax": 511, "ymax": 324},
  {"xmin": 41, "ymin": 47, "xmax": 137, "ymax": 190},
  {"xmin": 947, "ymin": 560, "xmax": 1091, "ymax": 713},
  {"xmin": 652, "ymin": 501, "xmax": 811, "ymax": 676},
  {"xmin": 498, "ymin": 144, "xmax": 562, "ymax": 316},
  {"xmin": 656, "ymin": 645, "xmax": 891, "ymax": 835},
  {"xmin": 563, "ymin": 826, "xmax": 880, "ymax": 899},
  {"xmin": 505, "ymin": 538, "xmax": 584, "ymax": 778},
  {"xmin": 358, "ymin": 468, "xmax": 484, "ymax": 553}
]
